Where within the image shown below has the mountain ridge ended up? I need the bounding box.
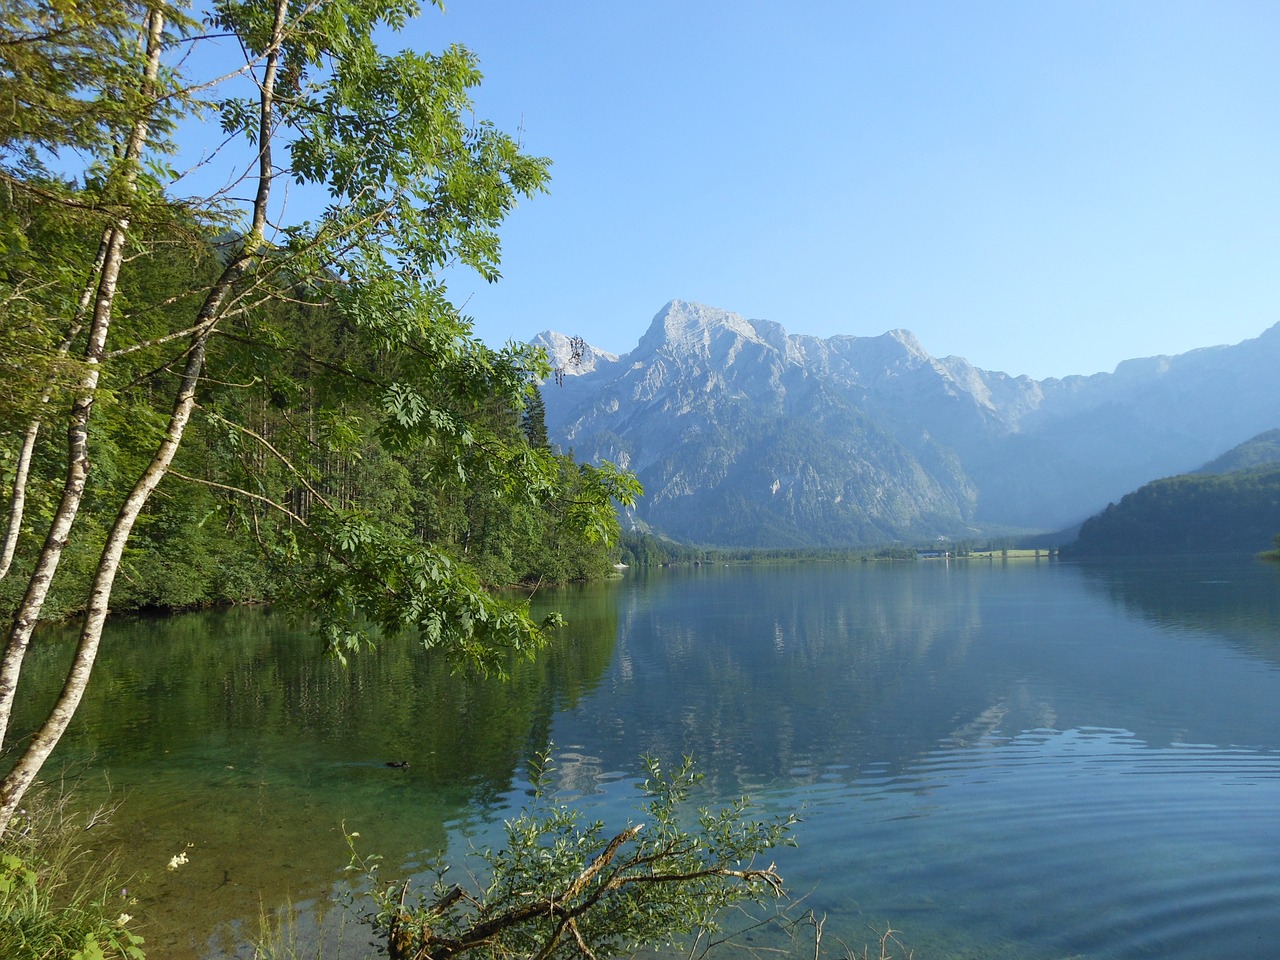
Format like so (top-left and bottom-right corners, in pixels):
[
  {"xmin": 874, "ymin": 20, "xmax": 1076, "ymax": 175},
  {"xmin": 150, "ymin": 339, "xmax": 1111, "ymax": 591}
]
[{"xmin": 532, "ymin": 300, "xmax": 1280, "ymax": 547}]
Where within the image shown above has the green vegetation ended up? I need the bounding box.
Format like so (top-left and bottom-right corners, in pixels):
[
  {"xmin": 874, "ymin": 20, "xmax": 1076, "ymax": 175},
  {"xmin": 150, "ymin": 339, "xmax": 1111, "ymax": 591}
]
[
  {"xmin": 617, "ymin": 530, "xmax": 1044, "ymax": 566},
  {"xmin": 352, "ymin": 754, "xmax": 796, "ymax": 960},
  {"xmin": 1064, "ymin": 465, "xmax": 1280, "ymax": 558},
  {"xmin": 0, "ymin": 782, "xmax": 142, "ymax": 960},
  {"xmin": 0, "ymin": 757, "xmax": 803, "ymax": 960},
  {"xmin": 616, "ymin": 530, "xmax": 912, "ymax": 566},
  {"xmin": 0, "ymin": 0, "xmax": 639, "ymax": 840},
  {"xmin": 0, "ymin": 3, "xmax": 831, "ymax": 958}
]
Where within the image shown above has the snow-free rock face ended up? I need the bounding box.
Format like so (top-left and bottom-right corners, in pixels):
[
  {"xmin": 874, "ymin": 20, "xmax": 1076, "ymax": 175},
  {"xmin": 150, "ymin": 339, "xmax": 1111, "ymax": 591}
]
[{"xmin": 536, "ymin": 300, "xmax": 1280, "ymax": 547}]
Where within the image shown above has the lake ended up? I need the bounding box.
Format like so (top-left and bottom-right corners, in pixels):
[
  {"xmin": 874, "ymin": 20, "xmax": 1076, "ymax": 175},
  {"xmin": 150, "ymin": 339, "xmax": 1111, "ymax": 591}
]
[{"xmin": 10, "ymin": 555, "xmax": 1280, "ymax": 959}]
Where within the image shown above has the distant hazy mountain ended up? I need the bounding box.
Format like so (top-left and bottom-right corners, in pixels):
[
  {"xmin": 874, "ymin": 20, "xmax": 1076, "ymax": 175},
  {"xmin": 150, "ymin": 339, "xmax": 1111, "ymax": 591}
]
[
  {"xmin": 1065, "ymin": 429, "xmax": 1280, "ymax": 557},
  {"xmin": 532, "ymin": 300, "xmax": 1280, "ymax": 547}
]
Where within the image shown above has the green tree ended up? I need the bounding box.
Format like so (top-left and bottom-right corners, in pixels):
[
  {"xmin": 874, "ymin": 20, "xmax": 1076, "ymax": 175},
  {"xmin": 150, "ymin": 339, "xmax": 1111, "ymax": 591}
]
[
  {"xmin": 0, "ymin": 0, "xmax": 638, "ymax": 836},
  {"xmin": 521, "ymin": 385, "xmax": 550, "ymax": 449}
]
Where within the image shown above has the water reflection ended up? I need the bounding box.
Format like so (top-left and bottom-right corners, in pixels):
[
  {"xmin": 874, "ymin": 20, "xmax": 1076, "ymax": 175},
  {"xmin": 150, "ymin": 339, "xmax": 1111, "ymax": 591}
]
[
  {"xmin": 9, "ymin": 594, "xmax": 618, "ymax": 959},
  {"xmin": 545, "ymin": 559, "xmax": 1280, "ymax": 789},
  {"xmin": 531, "ymin": 558, "xmax": 1280, "ymax": 959},
  {"xmin": 9, "ymin": 557, "xmax": 1280, "ymax": 960},
  {"xmin": 546, "ymin": 563, "xmax": 1059, "ymax": 791},
  {"xmin": 1077, "ymin": 554, "xmax": 1280, "ymax": 654}
]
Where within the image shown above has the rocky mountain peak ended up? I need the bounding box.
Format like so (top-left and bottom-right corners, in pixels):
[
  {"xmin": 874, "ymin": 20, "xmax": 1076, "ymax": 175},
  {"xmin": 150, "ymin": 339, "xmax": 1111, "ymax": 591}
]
[
  {"xmin": 532, "ymin": 302, "xmax": 1280, "ymax": 545},
  {"xmin": 636, "ymin": 300, "xmax": 769, "ymax": 357},
  {"xmin": 885, "ymin": 328, "xmax": 925, "ymax": 354}
]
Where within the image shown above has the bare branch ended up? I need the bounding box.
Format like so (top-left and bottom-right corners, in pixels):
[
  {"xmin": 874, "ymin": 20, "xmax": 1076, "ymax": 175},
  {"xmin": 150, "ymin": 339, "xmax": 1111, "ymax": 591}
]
[
  {"xmin": 563, "ymin": 824, "xmax": 644, "ymax": 901},
  {"xmin": 105, "ymin": 316, "xmax": 220, "ymax": 359},
  {"xmin": 206, "ymin": 413, "xmax": 334, "ymax": 514},
  {"xmin": 166, "ymin": 469, "xmax": 308, "ymax": 527},
  {"xmin": 566, "ymin": 919, "xmax": 598, "ymax": 960}
]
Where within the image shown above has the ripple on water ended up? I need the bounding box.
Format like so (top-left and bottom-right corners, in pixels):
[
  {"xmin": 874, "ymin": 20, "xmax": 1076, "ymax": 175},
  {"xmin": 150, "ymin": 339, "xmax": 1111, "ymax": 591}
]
[{"xmin": 784, "ymin": 727, "xmax": 1280, "ymax": 960}]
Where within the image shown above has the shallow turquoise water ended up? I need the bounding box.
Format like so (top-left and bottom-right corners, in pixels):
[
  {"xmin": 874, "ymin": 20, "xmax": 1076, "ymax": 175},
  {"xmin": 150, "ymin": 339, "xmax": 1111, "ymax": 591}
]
[{"xmin": 10, "ymin": 555, "xmax": 1280, "ymax": 958}]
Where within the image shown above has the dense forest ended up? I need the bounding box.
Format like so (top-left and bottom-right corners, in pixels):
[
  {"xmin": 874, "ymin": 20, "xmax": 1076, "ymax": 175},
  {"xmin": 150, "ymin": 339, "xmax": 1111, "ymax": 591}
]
[
  {"xmin": 0, "ymin": 224, "xmax": 623, "ymax": 622},
  {"xmin": 616, "ymin": 530, "xmax": 927, "ymax": 566},
  {"xmin": 1065, "ymin": 464, "xmax": 1280, "ymax": 557},
  {"xmin": 0, "ymin": 228, "xmax": 620, "ymax": 621}
]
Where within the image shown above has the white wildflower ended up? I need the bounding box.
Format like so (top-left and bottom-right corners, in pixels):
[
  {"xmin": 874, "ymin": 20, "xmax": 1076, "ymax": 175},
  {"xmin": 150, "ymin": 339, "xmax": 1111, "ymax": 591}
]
[{"xmin": 167, "ymin": 850, "xmax": 189, "ymax": 871}]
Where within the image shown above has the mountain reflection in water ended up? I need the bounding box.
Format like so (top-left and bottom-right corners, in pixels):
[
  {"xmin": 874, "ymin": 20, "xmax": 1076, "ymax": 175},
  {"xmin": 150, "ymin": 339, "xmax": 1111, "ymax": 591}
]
[{"xmin": 9, "ymin": 556, "xmax": 1280, "ymax": 959}]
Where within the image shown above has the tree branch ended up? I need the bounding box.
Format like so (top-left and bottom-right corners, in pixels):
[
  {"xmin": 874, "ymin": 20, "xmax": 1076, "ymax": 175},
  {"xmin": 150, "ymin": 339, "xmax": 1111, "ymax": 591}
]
[
  {"xmin": 166, "ymin": 469, "xmax": 308, "ymax": 527},
  {"xmin": 205, "ymin": 413, "xmax": 335, "ymax": 514}
]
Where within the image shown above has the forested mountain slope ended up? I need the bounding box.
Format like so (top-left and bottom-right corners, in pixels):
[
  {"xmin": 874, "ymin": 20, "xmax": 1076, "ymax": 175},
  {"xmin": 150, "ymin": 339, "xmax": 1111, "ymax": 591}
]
[
  {"xmin": 1193, "ymin": 428, "xmax": 1280, "ymax": 475},
  {"xmin": 1065, "ymin": 465, "xmax": 1280, "ymax": 556},
  {"xmin": 1064, "ymin": 430, "xmax": 1280, "ymax": 557}
]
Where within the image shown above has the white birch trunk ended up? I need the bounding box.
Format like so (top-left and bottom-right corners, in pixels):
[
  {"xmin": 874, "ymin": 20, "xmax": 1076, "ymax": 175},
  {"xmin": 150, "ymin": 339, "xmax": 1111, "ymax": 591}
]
[
  {"xmin": 0, "ymin": 334, "xmax": 208, "ymax": 833},
  {"xmin": 0, "ymin": 421, "xmax": 40, "ymax": 581},
  {"xmin": 0, "ymin": 6, "xmax": 164, "ymax": 751},
  {"xmin": 0, "ymin": 0, "xmax": 289, "ymax": 837},
  {"xmin": 0, "ymin": 233, "xmax": 112, "ymax": 582}
]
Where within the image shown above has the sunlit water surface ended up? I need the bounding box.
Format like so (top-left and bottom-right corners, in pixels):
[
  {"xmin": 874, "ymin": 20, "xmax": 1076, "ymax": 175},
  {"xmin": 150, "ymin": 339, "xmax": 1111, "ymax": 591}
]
[{"xmin": 10, "ymin": 556, "xmax": 1280, "ymax": 959}]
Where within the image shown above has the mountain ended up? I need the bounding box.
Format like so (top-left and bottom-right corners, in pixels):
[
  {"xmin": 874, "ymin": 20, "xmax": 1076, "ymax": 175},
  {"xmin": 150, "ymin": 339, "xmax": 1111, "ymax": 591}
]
[
  {"xmin": 1066, "ymin": 430, "xmax": 1280, "ymax": 558},
  {"xmin": 533, "ymin": 300, "xmax": 1280, "ymax": 547},
  {"xmin": 535, "ymin": 331, "xmax": 619, "ymax": 376}
]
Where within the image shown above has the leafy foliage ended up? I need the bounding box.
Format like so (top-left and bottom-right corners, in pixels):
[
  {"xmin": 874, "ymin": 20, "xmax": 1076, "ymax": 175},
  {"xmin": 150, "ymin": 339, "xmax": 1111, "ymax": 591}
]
[
  {"xmin": 0, "ymin": 0, "xmax": 637, "ymax": 630},
  {"xmin": 0, "ymin": 784, "xmax": 143, "ymax": 960},
  {"xmin": 1, "ymin": 232, "xmax": 632, "ymax": 623},
  {"xmin": 0, "ymin": 0, "xmax": 194, "ymax": 175},
  {"xmin": 354, "ymin": 754, "xmax": 796, "ymax": 960}
]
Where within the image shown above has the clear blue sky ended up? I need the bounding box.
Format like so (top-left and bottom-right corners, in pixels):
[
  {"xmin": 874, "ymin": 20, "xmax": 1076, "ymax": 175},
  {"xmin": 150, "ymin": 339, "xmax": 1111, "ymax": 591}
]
[{"xmin": 286, "ymin": 2, "xmax": 1280, "ymax": 379}]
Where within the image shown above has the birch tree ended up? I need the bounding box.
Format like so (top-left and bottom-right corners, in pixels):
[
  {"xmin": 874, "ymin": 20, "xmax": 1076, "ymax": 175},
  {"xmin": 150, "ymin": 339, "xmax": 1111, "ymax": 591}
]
[{"xmin": 0, "ymin": 0, "xmax": 636, "ymax": 837}]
